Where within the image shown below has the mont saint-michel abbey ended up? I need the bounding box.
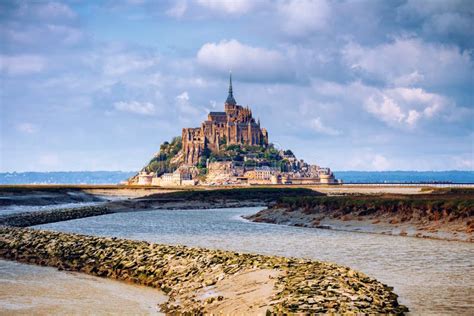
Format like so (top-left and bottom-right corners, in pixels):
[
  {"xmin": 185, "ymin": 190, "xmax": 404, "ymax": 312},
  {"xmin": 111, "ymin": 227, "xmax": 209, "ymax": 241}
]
[
  {"xmin": 182, "ymin": 74, "xmax": 269, "ymax": 165},
  {"xmin": 133, "ymin": 74, "xmax": 338, "ymax": 186}
]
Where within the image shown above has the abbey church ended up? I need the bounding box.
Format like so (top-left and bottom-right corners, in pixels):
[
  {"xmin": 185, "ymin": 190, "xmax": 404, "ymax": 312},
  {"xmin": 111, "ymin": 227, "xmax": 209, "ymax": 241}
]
[
  {"xmin": 182, "ymin": 74, "xmax": 269, "ymax": 165},
  {"xmin": 132, "ymin": 73, "xmax": 338, "ymax": 186}
]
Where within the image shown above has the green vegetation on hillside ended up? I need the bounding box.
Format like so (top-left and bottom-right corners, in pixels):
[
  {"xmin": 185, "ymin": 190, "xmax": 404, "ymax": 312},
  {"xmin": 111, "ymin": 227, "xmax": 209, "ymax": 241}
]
[
  {"xmin": 144, "ymin": 137, "xmax": 182, "ymax": 175},
  {"xmin": 199, "ymin": 143, "xmax": 293, "ymax": 171},
  {"xmin": 142, "ymin": 136, "xmax": 298, "ymax": 174}
]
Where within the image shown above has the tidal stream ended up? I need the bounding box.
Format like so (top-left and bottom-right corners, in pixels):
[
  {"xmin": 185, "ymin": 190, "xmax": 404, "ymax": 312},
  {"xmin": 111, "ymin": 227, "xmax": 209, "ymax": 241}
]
[{"xmin": 33, "ymin": 207, "xmax": 474, "ymax": 315}]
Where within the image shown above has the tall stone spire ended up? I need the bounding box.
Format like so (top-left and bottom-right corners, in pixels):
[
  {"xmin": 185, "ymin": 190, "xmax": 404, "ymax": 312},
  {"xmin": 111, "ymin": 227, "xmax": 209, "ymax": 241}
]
[{"xmin": 225, "ymin": 72, "xmax": 237, "ymax": 105}]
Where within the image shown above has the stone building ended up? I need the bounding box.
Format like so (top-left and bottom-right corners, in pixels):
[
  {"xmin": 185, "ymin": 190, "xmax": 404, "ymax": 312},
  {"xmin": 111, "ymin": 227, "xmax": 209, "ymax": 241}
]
[
  {"xmin": 137, "ymin": 171, "xmax": 153, "ymax": 185},
  {"xmin": 182, "ymin": 74, "xmax": 269, "ymax": 165},
  {"xmin": 152, "ymin": 170, "xmax": 195, "ymax": 186},
  {"xmin": 244, "ymin": 166, "xmax": 276, "ymax": 181}
]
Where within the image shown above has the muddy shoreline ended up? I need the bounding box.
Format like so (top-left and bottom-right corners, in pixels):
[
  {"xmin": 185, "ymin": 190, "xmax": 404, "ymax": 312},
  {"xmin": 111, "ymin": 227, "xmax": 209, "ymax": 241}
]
[
  {"xmin": 245, "ymin": 210, "xmax": 474, "ymax": 243},
  {"xmin": 245, "ymin": 192, "xmax": 474, "ymax": 242}
]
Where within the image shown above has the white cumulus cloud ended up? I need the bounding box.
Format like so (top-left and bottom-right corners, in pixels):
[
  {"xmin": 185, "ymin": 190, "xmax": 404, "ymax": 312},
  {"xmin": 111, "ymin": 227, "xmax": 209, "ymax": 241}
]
[
  {"xmin": 176, "ymin": 91, "xmax": 200, "ymax": 116},
  {"xmin": 365, "ymin": 95, "xmax": 406, "ymax": 125},
  {"xmin": 342, "ymin": 38, "xmax": 472, "ymax": 87},
  {"xmin": 197, "ymin": 39, "xmax": 293, "ymax": 81},
  {"xmin": 315, "ymin": 81, "xmax": 458, "ymax": 128},
  {"xmin": 309, "ymin": 117, "xmax": 341, "ymax": 136},
  {"xmin": 196, "ymin": 0, "xmax": 257, "ymax": 14},
  {"xmin": 278, "ymin": 0, "xmax": 331, "ymax": 37},
  {"xmin": 364, "ymin": 87, "xmax": 452, "ymax": 127},
  {"xmin": 114, "ymin": 101, "xmax": 156, "ymax": 115},
  {"xmin": 0, "ymin": 54, "xmax": 46, "ymax": 75}
]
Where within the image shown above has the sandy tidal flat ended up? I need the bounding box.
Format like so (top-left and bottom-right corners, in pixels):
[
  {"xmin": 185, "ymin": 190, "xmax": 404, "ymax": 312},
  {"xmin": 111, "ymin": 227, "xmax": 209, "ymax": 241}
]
[{"xmin": 0, "ymin": 260, "xmax": 166, "ymax": 315}]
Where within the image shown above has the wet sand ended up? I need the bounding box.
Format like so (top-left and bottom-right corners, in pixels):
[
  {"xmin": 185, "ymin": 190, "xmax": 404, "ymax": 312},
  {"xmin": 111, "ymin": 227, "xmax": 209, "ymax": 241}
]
[
  {"xmin": 0, "ymin": 260, "xmax": 166, "ymax": 315},
  {"xmin": 247, "ymin": 208, "xmax": 473, "ymax": 242},
  {"xmin": 311, "ymin": 186, "xmax": 427, "ymax": 195}
]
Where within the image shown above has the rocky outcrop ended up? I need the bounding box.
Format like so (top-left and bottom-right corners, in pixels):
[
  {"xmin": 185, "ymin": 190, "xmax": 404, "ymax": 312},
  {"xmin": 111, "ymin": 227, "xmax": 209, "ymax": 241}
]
[{"xmin": 0, "ymin": 226, "xmax": 407, "ymax": 314}]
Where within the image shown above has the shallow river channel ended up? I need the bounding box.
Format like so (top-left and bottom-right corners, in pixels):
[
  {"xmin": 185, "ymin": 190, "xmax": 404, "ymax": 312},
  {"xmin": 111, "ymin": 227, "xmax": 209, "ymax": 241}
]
[{"xmin": 31, "ymin": 206, "xmax": 474, "ymax": 315}]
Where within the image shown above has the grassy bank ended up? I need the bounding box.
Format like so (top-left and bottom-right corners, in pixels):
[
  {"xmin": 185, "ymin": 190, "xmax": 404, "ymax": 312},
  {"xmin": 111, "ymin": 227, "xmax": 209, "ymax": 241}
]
[
  {"xmin": 276, "ymin": 192, "xmax": 474, "ymax": 220},
  {"xmin": 245, "ymin": 189, "xmax": 474, "ymax": 241},
  {"xmin": 144, "ymin": 187, "xmax": 323, "ymax": 201}
]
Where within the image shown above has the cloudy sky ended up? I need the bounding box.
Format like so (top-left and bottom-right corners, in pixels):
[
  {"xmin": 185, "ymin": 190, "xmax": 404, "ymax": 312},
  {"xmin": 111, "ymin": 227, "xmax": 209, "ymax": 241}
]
[{"xmin": 1, "ymin": 0, "xmax": 473, "ymax": 172}]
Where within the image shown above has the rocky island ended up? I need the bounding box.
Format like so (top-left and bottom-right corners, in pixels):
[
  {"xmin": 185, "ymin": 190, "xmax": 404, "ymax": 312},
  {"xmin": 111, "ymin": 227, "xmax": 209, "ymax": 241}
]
[{"xmin": 129, "ymin": 74, "xmax": 339, "ymax": 187}]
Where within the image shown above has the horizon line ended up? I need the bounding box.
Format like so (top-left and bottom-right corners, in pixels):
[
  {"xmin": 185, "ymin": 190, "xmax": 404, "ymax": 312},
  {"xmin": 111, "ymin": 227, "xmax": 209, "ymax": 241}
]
[{"xmin": 1, "ymin": 170, "xmax": 473, "ymax": 173}]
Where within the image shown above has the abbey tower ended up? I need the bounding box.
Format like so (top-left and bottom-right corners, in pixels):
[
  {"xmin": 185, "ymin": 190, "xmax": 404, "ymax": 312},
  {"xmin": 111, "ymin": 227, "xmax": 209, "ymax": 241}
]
[{"xmin": 182, "ymin": 74, "xmax": 269, "ymax": 165}]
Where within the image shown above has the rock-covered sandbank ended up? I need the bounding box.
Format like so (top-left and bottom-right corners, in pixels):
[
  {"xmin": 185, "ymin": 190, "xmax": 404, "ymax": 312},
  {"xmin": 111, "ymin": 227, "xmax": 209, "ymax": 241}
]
[
  {"xmin": 0, "ymin": 206, "xmax": 113, "ymax": 227},
  {"xmin": 0, "ymin": 187, "xmax": 105, "ymax": 207},
  {"xmin": 245, "ymin": 190, "xmax": 474, "ymax": 242},
  {"xmin": 0, "ymin": 226, "xmax": 407, "ymax": 314}
]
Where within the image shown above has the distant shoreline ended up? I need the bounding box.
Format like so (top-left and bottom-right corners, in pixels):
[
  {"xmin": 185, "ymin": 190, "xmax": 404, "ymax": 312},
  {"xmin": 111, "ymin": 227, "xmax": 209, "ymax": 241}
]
[
  {"xmin": 1, "ymin": 170, "xmax": 473, "ymax": 185},
  {"xmin": 1, "ymin": 182, "xmax": 473, "ymax": 189}
]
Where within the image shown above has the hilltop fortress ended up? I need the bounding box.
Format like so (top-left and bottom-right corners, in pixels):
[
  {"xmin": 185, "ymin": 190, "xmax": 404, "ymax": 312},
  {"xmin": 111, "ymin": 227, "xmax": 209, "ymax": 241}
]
[
  {"xmin": 132, "ymin": 74, "xmax": 338, "ymax": 186},
  {"xmin": 182, "ymin": 75, "xmax": 268, "ymax": 165}
]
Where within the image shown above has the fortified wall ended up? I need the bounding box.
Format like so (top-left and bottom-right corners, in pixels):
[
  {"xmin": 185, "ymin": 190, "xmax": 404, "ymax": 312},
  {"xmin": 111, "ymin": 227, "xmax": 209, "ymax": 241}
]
[{"xmin": 182, "ymin": 75, "xmax": 268, "ymax": 165}]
